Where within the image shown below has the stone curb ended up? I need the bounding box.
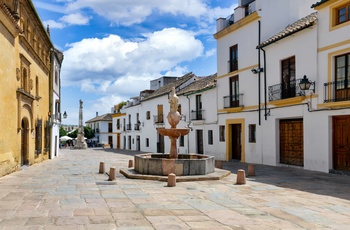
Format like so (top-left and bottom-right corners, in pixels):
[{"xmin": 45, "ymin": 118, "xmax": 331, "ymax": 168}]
[{"xmin": 119, "ymin": 168, "xmax": 231, "ymax": 182}]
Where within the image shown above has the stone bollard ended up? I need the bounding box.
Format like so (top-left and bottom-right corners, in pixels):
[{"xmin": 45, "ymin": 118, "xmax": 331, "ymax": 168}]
[
  {"xmin": 236, "ymin": 169, "xmax": 246, "ymax": 185},
  {"xmin": 248, "ymin": 164, "xmax": 255, "ymax": 177},
  {"xmin": 215, "ymin": 160, "xmax": 222, "ymax": 169},
  {"xmin": 109, "ymin": 167, "xmax": 116, "ymax": 181},
  {"xmin": 128, "ymin": 160, "xmax": 133, "ymax": 168},
  {"xmin": 167, "ymin": 173, "xmax": 176, "ymax": 187},
  {"xmin": 99, "ymin": 162, "xmax": 105, "ymax": 174}
]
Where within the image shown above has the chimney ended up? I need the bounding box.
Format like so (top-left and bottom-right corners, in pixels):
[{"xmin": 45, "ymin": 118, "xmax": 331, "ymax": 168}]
[{"xmin": 96, "ymin": 112, "xmax": 98, "ymax": 117}]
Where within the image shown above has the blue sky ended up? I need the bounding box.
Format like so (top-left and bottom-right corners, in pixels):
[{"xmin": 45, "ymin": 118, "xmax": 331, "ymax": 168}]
[{"xmin": 32, "ymin": 0, "xmax": 238, "ymax": 125}]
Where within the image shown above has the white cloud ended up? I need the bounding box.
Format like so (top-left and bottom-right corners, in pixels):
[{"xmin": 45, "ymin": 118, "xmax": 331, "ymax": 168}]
[
  {"xmin": 205, "ymin": 48, "xmax": 216, "ymax": 58},
  {"xmin": 61, "ymin": 27, "xmax": 203, "ymax": 97},
  {"xmin": 60, "ymin": 13, "xmax": 91, "ymax": 25},
  {"xmin": 43, "ymin": 19, "xmax": 65, "ymax": 29}
]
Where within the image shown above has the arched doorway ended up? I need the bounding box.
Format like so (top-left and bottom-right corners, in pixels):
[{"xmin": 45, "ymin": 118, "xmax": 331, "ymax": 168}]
[{"xmin": 21, "ymin": 118, "xmax": 29, "ymax": 165}]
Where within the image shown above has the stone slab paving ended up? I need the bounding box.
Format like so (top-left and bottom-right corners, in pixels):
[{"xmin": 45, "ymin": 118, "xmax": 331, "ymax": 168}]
[{"xmin": 0, "ymin": 148, "xmax": 350, "ymax": 229}]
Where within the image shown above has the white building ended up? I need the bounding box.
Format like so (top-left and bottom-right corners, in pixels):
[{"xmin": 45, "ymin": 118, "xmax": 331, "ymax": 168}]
[
  {"xmin": 214, "ymin": 0, "xmax": 350, "ymax": 173},
  {"xmin": 85, "ymin": 113, "xmax": 113, "ymax": 147},
  {"xmin": 50, "ymin": 48, "xmax": 63, "ymax": 159}
]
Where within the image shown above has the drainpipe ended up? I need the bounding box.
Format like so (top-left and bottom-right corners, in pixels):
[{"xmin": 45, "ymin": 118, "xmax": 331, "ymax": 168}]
[
  {"xmin": 258, "ymin": 21, "xmax": 261, "ymax": 125},
  {"xmin": 261, "ymin": 47, "xmax": 267, "ymax": 121},
  {"xmin": 186, "ymin": 95, "xmax": 191, "ymax": 154}
]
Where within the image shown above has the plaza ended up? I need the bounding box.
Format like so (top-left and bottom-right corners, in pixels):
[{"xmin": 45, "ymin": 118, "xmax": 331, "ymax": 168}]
[{"xmin": 0, "ymin": 147, "xmax": 350, "ymax": 229}]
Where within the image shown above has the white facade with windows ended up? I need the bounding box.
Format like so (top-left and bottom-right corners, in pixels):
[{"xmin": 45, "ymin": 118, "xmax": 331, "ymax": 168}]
[{"xmin": 107, "ymin": 0, "xmax": 350, "ymax": 174}]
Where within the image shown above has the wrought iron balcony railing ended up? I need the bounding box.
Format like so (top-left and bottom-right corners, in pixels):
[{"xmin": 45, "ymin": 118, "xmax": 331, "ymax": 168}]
[
  {"xmin": 223, "ymin": 94, "xmax": 243, "ymax": 108},
  {"xmin": 191, "ymin": 110, "xmax": 205, "ymax": 121},
  {"xmin": 324, "ymin": 80, "xmax": 350, "ymax": 103},
  {"xmin": 126, "ymin": 124, "xmax": 132, "ymax": 130},
  {"xmin": 134, "ymin": 123, "xmax": 140, "ymax": 131},
  {"xmin": 268, "ymin": 78, "xmax": 305, "ymax": 101},
  {"xmin": 227, "ymin": 59, "xmax": 238, "ymax": 73}
]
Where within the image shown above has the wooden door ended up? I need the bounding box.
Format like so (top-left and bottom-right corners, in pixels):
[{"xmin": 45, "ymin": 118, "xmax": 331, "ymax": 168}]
[
  {"xmin": 157, "ymin": 104, "xmax": 163, "ymax": 123},
  {"xmin": 196, "ymin": 130, "xmax": 203, "ymax": 154},
  {"xmin": 136, "ymin": 135, "xmax": 140, "ymax": 151},
  {"xmin": 333, "ymin": 116, "xmax": 350, "ymax": 171},
  {"xmin": 279, "ymin": 119, "xmax": 303, "ymax": 166},
  {"xmin": 231, "ymin": 124, "xmax": 241, "ymax": 160},
  {"xmin": 157, "ymin": 133, "xmax": 164, "ymax": 153},
  {"xmin": 117, "ymin": 134, "xmax": 120, "ymax": 149},
  {"xmin": 21, "ymin": 119, "xmax": 28, "ymax": 165}
]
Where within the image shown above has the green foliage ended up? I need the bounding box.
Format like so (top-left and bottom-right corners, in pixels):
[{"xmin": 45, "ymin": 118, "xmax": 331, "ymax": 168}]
[
  {"xmin": 84, "ymin": 126, "xmax": 95, "ymax": 139},
  {"xmin": 67, "ymin": 126, "xmax": 94, "ymax": 139},
  {"xmin": 68, "ymin": 129, "xmax": 77, "ymax": 138},
  {"xmin": 59, "ymin": 127, "xmax": 67, "ymax": 137},
  {"xmin": 118, "ymin": 101, "xmax": 126, "ymax": 112}
]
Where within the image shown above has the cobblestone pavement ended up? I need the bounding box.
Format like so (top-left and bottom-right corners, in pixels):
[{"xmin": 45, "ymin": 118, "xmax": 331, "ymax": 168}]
[{"xmin": 0, "ymin": 147, "xmax": 350, "ymax": 230}]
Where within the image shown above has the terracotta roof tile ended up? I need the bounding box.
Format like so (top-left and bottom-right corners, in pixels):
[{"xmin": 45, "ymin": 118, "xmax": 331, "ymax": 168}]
[
  {"xmin": 85, "ymin": 113, "xmax": 112, "ymax": 123},
  {"xmin": 142, "ymin": 72, "xmax": 198, "ymax": 101},
  {"xmin": 177, "ymin": 73, "xmax": 217, "ymax": 96},
  {"xmin": 311, "ymin": 0, "xmax": 329, "ymax": 8},
  {"xmin": 258, "ymin": 12, "xmax": 317, "ymax": 48}
]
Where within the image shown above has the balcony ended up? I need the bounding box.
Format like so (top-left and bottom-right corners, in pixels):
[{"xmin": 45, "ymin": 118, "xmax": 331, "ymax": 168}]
[
  {"xmin": 126, "ymin": 124, "xmax": 132, "ymax": 131},
  {"xmin": 223, "ymin": 94, "xmax": 244, "ymax": 108},
  {"xmin": 268, "ymin": 79, "xmax": 305, "ymax": 101},
  {"xmin": 191, "ymin": 110, "xmax": 205, "ymax": 120},
  {"xmin": 153, "ymin": 115, "xmax": 164, "ymax": 124},
  {"xmin": 134, "ymin": 123, "xmax": 140, "ymax": 131},
  {"xmin": 227, "ymin": 59, "xmax": 238, "ymax": 73},
  {"xmin": 324, "ymin": 80, "xmax": 350, "ymax": 103}
]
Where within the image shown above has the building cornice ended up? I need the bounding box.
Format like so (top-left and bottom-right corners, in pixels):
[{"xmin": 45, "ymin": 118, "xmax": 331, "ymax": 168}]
[{"xmin": 214, "ymin": 12, "xmax": 260, "ymax": 40}]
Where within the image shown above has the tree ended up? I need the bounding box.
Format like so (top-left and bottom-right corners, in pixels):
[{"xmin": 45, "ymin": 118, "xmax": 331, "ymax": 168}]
[
  {"xmin": 67, "ymin": 126, "xmax": 94, "ymax": 139},
  {"xmin": 84, "ymin": 126, "xmax": 95, "ymax": 139},
  {"xmin": 59, "ymin": 127, "xmax": 67, "ymax": 137}
]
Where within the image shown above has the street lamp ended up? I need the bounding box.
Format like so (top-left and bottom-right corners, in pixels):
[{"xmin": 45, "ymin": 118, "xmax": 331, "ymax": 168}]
[{"xmin": 299, "ymin": 75, "xmax": 315, "ymax": 93}]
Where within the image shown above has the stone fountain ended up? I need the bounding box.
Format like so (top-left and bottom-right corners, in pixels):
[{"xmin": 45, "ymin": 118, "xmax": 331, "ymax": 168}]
[{"xmin": 134, "ymin": 87, "xmax": 215, "ymax": 176}]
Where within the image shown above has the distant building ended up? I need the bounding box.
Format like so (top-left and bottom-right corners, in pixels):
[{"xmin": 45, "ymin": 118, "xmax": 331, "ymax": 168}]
[{"xmin": 85, "ymin": 113, "xmax": 113, "ymax": 146}]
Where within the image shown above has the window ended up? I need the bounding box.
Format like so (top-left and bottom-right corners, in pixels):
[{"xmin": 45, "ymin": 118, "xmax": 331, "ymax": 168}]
[
  {"xmin": 146, "ymin": 111, "xmax": 150, "ymax": 120},
  {"xmin": 179, "ymin": 136, "xmax": 184, "ymax": 147},
  {"xmin": 281, "ymin": 56, "xmax": 296, "ymax": 99},
  {"xmin": 117, "ymin": 119, "xmax": 120, "ymax": 130},
  {"xmin": 108, "ymin": 123, "xmax": 112, "ymax": 133},
  {"xmin": 35, "ymin": 119, "xmax": 42, "ymax": 154},
  {"xmin": 335, "ymin": 53, "xmax": 350, "ymax": 101},
  {"xmin": 146, "ymin": 138, "xmax": 149, "ymax": 147},
  {"xmin": 195, "ymin": 95, "xmax": 202, "ymax": 120},
  {"xmin": 55, "ymin": 70, "xmax": 58, "ymax": 85},
  {"xmin": 336, "ymin": 3, "xmax": 350, "ymax": 25},
  {"xmin": 229, "ymin": 44, "xmax": 238, "ymax": 72},
  {"xmin": 208, "ymin": 130, "xmax": 213, "ymax": 145},
  {"xmin": 219, "ymin": 126, "xmax": 225, "ymax": 142},
  {"xmin": 44, "ymin": 121, "xmax": 50, "ymax": 152},
  {"xmin": 230, "ymin": 75, "xmax": 239, "ymax": 107},
  {"xmin": 177, "ymin": 104, "xmax": 181, "ymax": 115},
  {"xmin": 36, "ymin": 76, "xmax": 39, "ymax": 97},
  {"xmin": 249, "ymin": 124, "xmax": 256, "ymax": 143}
]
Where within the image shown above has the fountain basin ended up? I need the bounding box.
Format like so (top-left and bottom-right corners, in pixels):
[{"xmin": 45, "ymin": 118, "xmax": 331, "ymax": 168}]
[
  {"xmin": 157, "ymin": 128, "xmax": 190, "ymax": 138},
  {"xmin": 134, "ymin": 153, "xmax": 215, "ymax": 176}
]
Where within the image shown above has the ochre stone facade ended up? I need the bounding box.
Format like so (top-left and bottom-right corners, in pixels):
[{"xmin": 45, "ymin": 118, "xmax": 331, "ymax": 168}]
[{"xmin": 0, "ymin": 0, "xmax": 54, "ymax": 176}]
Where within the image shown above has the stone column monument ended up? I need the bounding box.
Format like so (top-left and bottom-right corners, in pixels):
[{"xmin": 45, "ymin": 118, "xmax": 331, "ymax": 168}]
[{"xmin": 74, "ymin": 99, "xmax": 87, "ymax": 149}]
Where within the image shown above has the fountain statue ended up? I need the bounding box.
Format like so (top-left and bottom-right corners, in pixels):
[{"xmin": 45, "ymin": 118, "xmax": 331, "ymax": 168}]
[
  {"xmin": 132, "ymin": 87, "xmax": 215, "ymax": 176},
  {"xmin": 157, "ymin": 87, "xmax": 190, "ymax": 158}
]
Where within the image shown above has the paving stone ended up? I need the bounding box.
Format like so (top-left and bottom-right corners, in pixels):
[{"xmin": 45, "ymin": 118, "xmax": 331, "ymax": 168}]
[{"xmin": 0, "ymin": 148, "xmax": 350, "ymax": 229}]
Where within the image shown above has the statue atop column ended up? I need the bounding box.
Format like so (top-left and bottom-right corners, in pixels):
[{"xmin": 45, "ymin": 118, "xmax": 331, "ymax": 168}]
[{"xmin": 74, "ymin": 99, "xmax": 87, "ymax": 149}]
